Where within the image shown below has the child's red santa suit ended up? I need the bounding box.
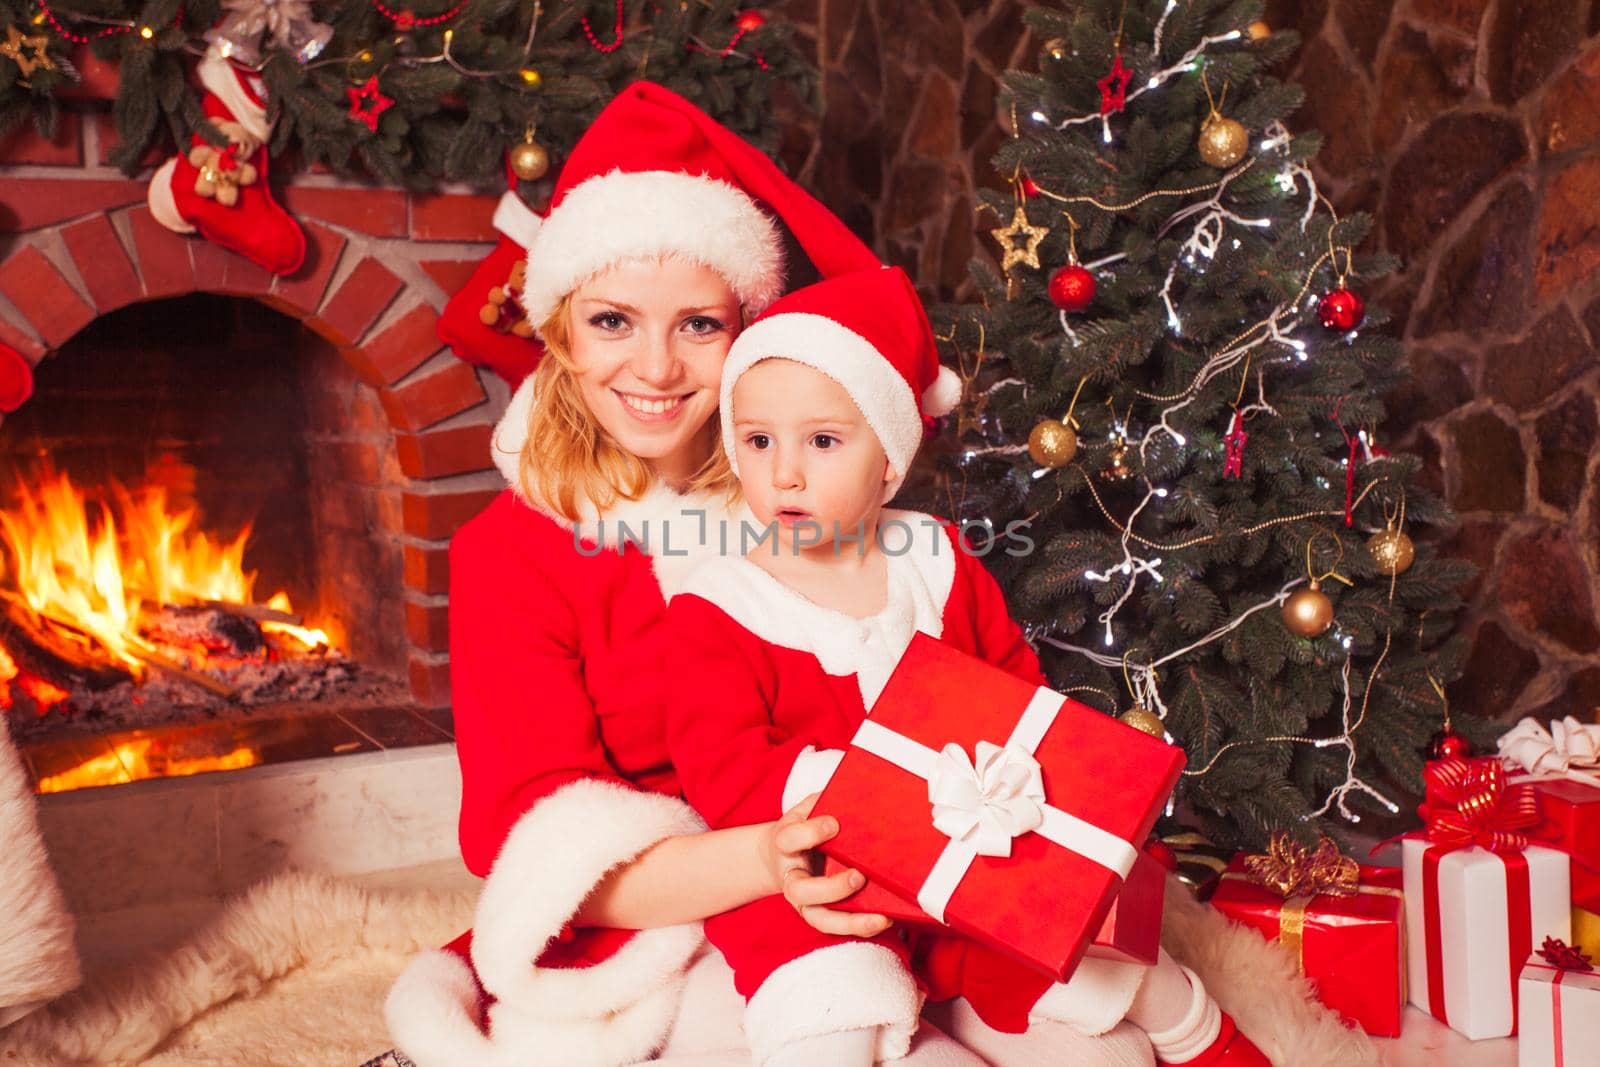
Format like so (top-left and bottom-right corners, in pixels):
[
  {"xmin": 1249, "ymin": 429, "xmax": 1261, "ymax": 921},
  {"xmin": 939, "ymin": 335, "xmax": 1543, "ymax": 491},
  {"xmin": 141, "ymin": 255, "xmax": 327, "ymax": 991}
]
[
  {"xmin": 666, "ymin": 267, "xmax": 1269, "ymax": 1067},
  {"xmin": 382, "ymin": 82, "xmax": 882, "ymax": 1067},
  {"xmin": 665, "ymin": 267, "xmax": 1147, "ymax": 1063}
]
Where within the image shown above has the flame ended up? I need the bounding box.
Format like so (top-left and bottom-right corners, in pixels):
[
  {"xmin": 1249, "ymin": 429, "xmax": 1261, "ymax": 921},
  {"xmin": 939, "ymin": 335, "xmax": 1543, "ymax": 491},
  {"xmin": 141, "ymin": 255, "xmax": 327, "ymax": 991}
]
[
  {"xmin": 0, "ymin": 468, "xmax": 329, "ymax": 679},
  {"xmin": 260, "ymin": 591, "xmax": 331, "ymax": 650},
  {"xmin": 34, "ymin": 736, "xmax": 261, "ymax": 793}
]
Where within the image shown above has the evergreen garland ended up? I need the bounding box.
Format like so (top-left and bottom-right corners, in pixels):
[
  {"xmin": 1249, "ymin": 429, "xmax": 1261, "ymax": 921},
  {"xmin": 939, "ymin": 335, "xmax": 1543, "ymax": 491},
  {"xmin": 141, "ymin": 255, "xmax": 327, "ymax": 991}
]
[{"xmin": 0, "ymin": 0, "xmax": 812, "ymax": 186}]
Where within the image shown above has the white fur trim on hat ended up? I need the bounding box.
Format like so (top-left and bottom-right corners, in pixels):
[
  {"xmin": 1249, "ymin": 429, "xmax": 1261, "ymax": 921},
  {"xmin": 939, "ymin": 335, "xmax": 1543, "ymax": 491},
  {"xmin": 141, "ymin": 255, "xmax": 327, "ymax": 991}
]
[
  {"xmin": 720, "ymin": 312, "xmax": 923, "ymax": 499},
  {"xmin": 923, "ymin": 364, "xmax": 963, "ymax": 418},
  {"xmin": 743, "ymin": 941, "xmax": 923, "ymax": 1065},
  {"xmin": 492, "ymin": 190, "xmax": 543, "ymax": 250},
  {"xmin": 520, "ymin": 169, "xmax": 783, "ymax": 330}
]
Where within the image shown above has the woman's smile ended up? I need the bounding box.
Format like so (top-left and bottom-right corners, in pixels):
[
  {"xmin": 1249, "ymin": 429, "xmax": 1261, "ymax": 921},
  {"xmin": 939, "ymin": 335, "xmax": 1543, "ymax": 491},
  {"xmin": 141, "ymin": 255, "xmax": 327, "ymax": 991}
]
[{"xmin": 616, "ymin": 389, "xmax": 695, "ymax": 421}]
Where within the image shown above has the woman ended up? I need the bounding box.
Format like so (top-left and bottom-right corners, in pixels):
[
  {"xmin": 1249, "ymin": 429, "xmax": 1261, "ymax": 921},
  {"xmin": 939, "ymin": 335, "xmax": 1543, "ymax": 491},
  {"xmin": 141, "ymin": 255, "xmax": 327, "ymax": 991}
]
[{"xmin": 385, "ymin": 83, "xmax": 1155, "ymax": 1067}]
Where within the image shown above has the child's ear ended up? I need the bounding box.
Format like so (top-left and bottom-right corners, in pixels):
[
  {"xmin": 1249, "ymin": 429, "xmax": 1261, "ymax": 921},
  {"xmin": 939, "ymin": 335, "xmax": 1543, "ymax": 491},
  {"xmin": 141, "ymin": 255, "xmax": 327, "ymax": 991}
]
[{"xmin": 882, "ymin": 458, "xmax": 898, "ymax": 485}]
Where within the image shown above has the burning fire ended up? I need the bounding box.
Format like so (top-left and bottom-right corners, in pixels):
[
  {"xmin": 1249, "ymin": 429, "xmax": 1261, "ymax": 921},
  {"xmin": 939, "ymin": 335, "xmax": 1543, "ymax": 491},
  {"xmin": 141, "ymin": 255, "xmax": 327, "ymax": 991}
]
[{"xmin": 0, "ymin": 468, "xmax": 330, "ymax": 712}]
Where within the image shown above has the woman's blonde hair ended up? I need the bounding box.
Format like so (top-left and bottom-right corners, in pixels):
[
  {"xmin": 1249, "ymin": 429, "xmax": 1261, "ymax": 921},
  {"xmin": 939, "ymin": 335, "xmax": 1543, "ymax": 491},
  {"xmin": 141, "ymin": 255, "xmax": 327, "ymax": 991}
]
[{"xmin": 517, "ymin": 293, "xmax": 739, "ymax": 521}]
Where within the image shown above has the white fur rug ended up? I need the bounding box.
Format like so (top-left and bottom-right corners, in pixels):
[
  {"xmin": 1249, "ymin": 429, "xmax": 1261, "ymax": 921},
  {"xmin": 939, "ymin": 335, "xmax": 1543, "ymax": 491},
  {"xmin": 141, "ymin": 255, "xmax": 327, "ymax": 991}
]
[{"xmin": 0, "ymin": 871, "xmax": 1376, "ymax": 1067}]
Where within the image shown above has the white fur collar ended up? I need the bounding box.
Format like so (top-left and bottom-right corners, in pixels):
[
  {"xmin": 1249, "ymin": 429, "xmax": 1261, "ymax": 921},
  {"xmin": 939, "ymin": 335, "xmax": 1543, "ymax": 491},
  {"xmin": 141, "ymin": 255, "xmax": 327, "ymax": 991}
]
[
  {"xmin": 491, "ymin": 376, "xmax": 748, "ymax": 600},
  {"xmin": 678, "ymin": 510, "xmax": 957, "ymax": 706}
]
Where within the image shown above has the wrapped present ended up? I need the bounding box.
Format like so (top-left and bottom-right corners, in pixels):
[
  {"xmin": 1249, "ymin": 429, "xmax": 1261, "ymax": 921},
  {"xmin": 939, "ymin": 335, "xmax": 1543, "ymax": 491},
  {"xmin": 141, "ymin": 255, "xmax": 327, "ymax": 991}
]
[
  {"xmin": 823, "ymin": 844, "xmax": 1167, "ymax": 965},
  {"xmin": 1517, "ymin": 938, "xmax": 1600, "ymax": 1067},
  {"xmin": 1404, "ymin": 756, "xmax": 1572, "ymax": 1040},
  {"xmin": 1573, "ymin": 905, "xmax": 1600, "ymax": 960},
  {"xmin": 1211, "ymin": 834, "xmax": 1405, "ymax": 1037},
  {"xmin": 1499, "ymin": 716, "xmax": 1600, "ymax": 910},
  {"xmin": 812, "ymin": 633, "xmax": 1186, "ymax": 982}
]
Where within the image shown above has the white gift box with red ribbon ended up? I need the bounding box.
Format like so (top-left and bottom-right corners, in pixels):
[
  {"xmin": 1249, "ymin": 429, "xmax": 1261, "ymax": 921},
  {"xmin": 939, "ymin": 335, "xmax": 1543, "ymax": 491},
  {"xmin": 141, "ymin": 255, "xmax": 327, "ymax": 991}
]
[{"xmin": 1518, "ymin": 951, "xmax": 1600, "ymax": 1067}]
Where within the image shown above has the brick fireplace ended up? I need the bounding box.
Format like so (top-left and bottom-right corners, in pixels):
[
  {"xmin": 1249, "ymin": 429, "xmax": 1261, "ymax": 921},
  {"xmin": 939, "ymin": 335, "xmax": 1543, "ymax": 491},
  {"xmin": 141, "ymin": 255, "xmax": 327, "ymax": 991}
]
[{"xmin": 0, "ymin": 70, "xmax": 512, "ymax": 785}]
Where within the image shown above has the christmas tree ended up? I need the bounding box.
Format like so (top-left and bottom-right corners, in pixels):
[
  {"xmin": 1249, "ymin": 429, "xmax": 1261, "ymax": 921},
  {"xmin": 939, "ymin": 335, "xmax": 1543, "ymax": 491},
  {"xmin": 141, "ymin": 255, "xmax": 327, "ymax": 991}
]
[
  {"xmin": 0, "ymin": 0, "xmax": 809, "ymax": 186},
  {"xmin": 932, "ymin": 0, "xmax": 1493, "ymax": 848}
]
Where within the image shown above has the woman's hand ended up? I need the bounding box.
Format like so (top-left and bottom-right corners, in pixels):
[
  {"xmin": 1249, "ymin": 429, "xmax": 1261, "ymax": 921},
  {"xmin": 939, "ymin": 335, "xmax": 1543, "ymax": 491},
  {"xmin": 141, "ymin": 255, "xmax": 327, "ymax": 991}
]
[{"xmin": 761, "ymin": 793, "xmax": 893, "ymax": 938}]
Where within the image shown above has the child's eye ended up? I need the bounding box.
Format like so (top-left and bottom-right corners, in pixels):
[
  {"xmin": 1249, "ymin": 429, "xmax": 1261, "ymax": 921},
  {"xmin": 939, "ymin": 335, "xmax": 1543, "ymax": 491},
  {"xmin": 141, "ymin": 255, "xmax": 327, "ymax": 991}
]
[
  {"xmin": 746, "ymin": 433, "xmax": 771, "ymax": 450},
  {"xmin": 684, "ymin": 315, "xmax": 726, "ymax": 336},
  {"xmin": 589, "ymin": 311, "xmax": 627, "ymax": 331},
  {"xmin": 811, "ymin": 433, "xmax": 838, "ymax": 450}
]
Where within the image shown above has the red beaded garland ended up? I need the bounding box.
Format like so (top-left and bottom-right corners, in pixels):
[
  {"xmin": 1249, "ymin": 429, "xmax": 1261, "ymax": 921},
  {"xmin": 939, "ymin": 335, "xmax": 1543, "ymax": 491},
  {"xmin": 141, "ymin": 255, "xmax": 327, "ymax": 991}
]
[{"xmin": 1048, "ymin": 264, "xmax": 1096, "ymax": 312}]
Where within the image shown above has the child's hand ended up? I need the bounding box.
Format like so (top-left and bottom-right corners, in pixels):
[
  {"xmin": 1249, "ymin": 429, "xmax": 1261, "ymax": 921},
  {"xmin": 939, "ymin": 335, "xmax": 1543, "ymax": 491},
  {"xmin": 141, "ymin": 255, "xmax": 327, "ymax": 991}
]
[{"xmin": 762, "ymin": 793, "xmax": 893, "ymax": 938}]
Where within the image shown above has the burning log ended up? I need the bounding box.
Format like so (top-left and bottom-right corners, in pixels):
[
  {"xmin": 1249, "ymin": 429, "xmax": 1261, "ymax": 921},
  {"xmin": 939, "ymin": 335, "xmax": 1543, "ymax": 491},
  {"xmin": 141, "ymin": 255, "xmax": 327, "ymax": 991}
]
[
  {"xmin": 0, "ymin": 595, "xmax": 131, "ymax": 692},
  {"xmin": 198, "ymin": 599, "xmax": 305, "ymax": 626},
  {"xmin": 124, "ymin": 643, "xmax": 241, "ymax": 702},
  {"xmin": 142, "ymin": 605, "xmax": 266, "ymax": 657}
]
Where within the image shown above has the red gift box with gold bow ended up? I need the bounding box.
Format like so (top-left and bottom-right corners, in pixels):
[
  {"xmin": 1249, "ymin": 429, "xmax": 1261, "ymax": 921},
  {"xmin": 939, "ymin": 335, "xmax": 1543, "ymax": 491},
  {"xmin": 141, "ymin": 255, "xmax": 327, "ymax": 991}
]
[
  {"xmin": 1210, "ymin": 834, "xmax": 1405, "ymax": 1037},
  {"xmin": 812, "ymin": 633, "xmax": 1186, "ymax": 982}
]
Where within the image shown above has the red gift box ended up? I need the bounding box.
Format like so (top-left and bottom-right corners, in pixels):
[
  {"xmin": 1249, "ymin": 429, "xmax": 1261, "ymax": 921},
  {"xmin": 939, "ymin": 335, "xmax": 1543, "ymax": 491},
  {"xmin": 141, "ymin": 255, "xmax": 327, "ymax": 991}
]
[
  {"xmin": 823, "ymin": 845, "xmax": 1167, "ymax": 964},
  {"xmin": 1211, "ymin": 856, "xmax": 1406, "ymax": 1037},
  {"xmin": 812, "ymin": 633, "xmax": 1186, "ymax": 982},
  {"xmin": 1516, "ymin": 776, "xmax": 1600, "ymax": 911}
]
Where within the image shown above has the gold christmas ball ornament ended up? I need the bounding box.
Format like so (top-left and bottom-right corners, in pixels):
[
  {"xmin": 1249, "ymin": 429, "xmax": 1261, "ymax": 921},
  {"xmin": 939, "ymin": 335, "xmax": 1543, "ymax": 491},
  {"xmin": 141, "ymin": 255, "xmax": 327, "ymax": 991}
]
[
  {"xmin": 1198, "ymin": 114, "xmax": 1249, "ymax": 168},
  {"xmin": 510, "ymin": 138, "xmax": 550, "ymax": 181},
  {"xmin": 1119, "ymin": 706, "xmax": 1166, "ymax": 738},
  {"xmin": 1281, "ymin": 580, "xmax": 1335, "ymax": 637},
  {"xmin": 1247, "ymin": 20, "xmax": 1271, "ymax": 39},
  {"xmin": 1028, "ymin": 419, "xmax": 1078, "ymax": 468},
  {"xmin": 1102, "ymin": 438, "xmax": 1135, "ymax": 482},
  {"xmin": 518, "ymin": 66, "xmax": 542, "ymax": 88},
  {"xmin": 1367, "ymin": 525, "xmax": 1415, "ymax": 576}
]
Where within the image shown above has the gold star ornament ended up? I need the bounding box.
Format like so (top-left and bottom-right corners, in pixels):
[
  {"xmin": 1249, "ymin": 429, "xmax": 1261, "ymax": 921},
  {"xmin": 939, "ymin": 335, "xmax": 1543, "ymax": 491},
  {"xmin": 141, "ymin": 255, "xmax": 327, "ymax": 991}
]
[
  {"xmin": 990, "ymin": 204, "xmax": 1049, "ymax": 274},
  {"xmin": 1, "ymin": 25, "xmax": 53, "ymax": 78}
]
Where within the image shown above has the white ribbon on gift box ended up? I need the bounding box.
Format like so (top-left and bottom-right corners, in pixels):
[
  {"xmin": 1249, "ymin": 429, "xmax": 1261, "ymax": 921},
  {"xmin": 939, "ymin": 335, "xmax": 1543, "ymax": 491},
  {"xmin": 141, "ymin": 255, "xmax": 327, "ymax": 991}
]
[
  {"xmin": 851, "ymin": 686, "xmax": 1140, "ymax": 924},
  {"xmin": 1499, "ymin": 716, "xmax": 1600, "ymax": 785}
]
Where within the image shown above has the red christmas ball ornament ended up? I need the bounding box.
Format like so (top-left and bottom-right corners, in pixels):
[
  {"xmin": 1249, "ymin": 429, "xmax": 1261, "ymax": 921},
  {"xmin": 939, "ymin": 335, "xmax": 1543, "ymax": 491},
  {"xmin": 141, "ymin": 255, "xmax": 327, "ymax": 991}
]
[
  {"xmin": 1049, "ymin": 264, "xmax": 1096, "ymax": 312},
  {"xmin": 1318, "ymin": 287, "xmax": 1365, "ymax": 331},
  {"xmin": 735, "ymin": 9, "xmax": 766, "ymax": 32},
  {"xmin": 1020, "ymin": 173, "xmax": 1041, "ymax": 199},
  {"xmin": 1425, "ymin": 730, "xmax": 1472, "ymax": 761}
]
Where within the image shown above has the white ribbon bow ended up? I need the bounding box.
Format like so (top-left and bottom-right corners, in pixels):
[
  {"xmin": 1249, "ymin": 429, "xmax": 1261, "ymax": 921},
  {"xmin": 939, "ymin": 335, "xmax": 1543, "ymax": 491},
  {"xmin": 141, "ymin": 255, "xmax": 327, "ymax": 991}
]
[
  {"xmin": 928, "ymin": 741, "xmax": 1046, "ymax": 857},
  {"xmin": 1498, "ymin": 715, "xmax": 1600, "ymax": 783}
]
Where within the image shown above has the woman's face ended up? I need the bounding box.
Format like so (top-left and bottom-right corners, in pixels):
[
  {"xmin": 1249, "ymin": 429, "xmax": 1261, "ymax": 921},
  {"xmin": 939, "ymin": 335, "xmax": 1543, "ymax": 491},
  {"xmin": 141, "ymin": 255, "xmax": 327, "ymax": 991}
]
[{"xmin": 565, "ymin": 258, "xmax": 741, "ymax": 484}]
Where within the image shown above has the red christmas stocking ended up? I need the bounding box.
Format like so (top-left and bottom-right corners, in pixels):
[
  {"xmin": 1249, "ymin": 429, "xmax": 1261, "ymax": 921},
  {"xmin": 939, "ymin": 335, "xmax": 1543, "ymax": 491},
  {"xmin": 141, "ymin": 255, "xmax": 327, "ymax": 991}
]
[
  {"xmin": 436, "ymin": 164, "xmax": 546, "ymax": 389},
  {"xmin": 146, "ymin": 43, "xmax": 305, "ymax": 276},
  {"xmin": 0, "ymin": 341, "xmax": 33, "ymax": 412}
]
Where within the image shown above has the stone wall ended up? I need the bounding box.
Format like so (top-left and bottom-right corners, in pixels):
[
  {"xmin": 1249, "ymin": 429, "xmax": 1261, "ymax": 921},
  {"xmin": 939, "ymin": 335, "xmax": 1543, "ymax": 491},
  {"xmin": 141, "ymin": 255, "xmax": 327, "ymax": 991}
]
[{"xmin": 782, "ymin": 0, "xmax": 1600, "ymax": 723}]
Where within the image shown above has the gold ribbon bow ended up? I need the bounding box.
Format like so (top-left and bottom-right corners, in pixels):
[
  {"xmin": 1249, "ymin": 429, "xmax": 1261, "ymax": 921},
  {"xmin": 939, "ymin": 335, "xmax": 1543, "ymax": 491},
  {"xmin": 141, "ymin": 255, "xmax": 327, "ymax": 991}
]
[{"xmin": 1243, "ymin": 832, "xmax": 1360, "ymax": 900}]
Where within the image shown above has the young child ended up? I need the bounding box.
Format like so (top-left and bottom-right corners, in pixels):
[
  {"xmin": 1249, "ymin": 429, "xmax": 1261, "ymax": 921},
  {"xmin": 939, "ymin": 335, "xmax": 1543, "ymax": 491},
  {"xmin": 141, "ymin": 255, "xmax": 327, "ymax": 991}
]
[{"xmin": 663, "ymin": 266, "xmax": 1270, "ymax": 1067}]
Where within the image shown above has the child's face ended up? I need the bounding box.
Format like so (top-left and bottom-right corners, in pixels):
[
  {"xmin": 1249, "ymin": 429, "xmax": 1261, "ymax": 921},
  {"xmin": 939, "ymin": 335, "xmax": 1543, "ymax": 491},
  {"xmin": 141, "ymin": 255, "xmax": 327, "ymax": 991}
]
[{"xmin": 732, "ymin": 359, "xmax": 895, "ymax": 548}]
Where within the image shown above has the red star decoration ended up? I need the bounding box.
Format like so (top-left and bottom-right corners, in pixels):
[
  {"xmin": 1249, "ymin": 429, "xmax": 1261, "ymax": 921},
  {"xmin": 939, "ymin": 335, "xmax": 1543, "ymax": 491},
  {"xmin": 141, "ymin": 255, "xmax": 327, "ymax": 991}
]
[
  {"xmin": 1098, "ymin": 51, "xmax": 1132, "ymax": 115},
  {"xmin": 347, "ymin": 76, "xmax": 394, "ymax": 133}
]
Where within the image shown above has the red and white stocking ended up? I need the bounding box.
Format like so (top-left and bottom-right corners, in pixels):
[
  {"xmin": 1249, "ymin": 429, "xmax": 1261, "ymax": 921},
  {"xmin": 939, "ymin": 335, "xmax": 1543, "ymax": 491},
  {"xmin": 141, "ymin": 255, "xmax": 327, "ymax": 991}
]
[
  {"xmin": 436, "ymin": 160, "xmax": 546, "ymax": 388},
  {"xmin": 147, "ymin": 43, "xmax": 305, "ymax": 276}
]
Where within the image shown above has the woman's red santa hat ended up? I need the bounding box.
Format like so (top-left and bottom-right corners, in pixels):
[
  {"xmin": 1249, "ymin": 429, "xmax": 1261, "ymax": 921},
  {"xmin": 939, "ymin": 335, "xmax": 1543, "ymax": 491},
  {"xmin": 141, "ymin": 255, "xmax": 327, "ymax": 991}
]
[
  {"xmin": 513, "ymin": 81, "xmax": 878, "ymax": 331},
  {"xmin": 494, "ymin": 80, "xmax": 880, "ymax": 476},
  {"xmin": 719, "ymin": 265, "xmax": 961, "ymax": 500}
]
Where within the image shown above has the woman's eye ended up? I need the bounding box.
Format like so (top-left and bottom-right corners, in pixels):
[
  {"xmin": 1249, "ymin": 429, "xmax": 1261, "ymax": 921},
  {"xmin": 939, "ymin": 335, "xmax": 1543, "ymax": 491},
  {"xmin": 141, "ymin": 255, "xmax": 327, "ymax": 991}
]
[
  {"xmin": 589, "ymin": 312, "xmax": 627, "ymax": 331},
  {"xmin": 684, "ymin": 315, "xmax": 726, "ymax": 336},
  {"xmin": 746, "ymin": 433, "xmax": 771, "ymax": 450},
  {"xmin": 812, "ymin": 433, "xmax": 838, "ymax": 450}
]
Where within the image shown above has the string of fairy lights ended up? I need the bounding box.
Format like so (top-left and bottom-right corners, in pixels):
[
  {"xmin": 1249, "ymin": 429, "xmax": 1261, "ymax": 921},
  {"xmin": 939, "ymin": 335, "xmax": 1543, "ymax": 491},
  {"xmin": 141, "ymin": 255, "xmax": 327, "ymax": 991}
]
[{"xmin": 958, "ymin": 4, "xmax": 1422, "ymax": 821}]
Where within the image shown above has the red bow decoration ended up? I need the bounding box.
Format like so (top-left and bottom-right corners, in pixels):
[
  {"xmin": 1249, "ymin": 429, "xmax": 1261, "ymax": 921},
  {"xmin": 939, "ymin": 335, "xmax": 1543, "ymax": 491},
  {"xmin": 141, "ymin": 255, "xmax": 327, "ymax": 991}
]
[
  {"xmin": 1537, "ymin": 937, "xmax": 1594, "ymax": 972},
  {"xmin": 1223, "ymin": 410, "xmax": 1248, "ymax": 479},
  {"xmin": 1417, "ymin": 756, "xmax": 1541, "ymax": 854}
]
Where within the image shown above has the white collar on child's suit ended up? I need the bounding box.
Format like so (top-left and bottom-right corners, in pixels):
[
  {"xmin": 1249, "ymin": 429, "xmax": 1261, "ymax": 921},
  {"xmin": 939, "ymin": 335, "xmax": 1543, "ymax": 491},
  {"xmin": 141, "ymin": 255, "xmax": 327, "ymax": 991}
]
[{"xmin": 674, "ymin": 510, "xmax": 957, "ymax": 706}]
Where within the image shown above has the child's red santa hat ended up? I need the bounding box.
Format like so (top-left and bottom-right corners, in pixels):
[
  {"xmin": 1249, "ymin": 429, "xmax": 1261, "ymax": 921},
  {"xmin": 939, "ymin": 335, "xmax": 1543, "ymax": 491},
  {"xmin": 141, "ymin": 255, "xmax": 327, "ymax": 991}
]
[
  {"xmin": 515, "ymin": 81, "xmax": 879, "ymax": 331},
  {"xmin": 720, "ymin": 265, "xmax": 962, "ymax": 500}
]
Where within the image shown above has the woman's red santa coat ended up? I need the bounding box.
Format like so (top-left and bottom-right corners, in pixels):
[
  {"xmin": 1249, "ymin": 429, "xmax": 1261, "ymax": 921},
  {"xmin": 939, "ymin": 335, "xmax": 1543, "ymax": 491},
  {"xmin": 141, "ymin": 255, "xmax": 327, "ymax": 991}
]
[{"xmin": 384, "ymin": 396, "xmax": 749, "ymax": 1066}]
